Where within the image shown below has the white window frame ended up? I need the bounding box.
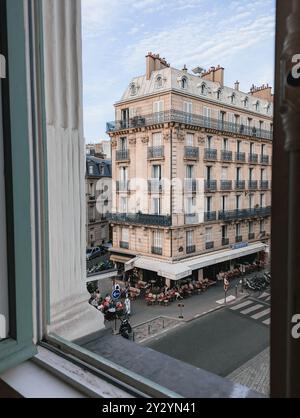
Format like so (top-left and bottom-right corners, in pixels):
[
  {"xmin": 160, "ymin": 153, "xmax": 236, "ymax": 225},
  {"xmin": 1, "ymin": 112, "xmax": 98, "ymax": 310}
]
[
  {"xmin": 205, "ymin": 227, "xmax": 212, "ymax": 243},
  {"xmin": 186, "ymin": 133, "xmax": 194, "ymax": 146}
]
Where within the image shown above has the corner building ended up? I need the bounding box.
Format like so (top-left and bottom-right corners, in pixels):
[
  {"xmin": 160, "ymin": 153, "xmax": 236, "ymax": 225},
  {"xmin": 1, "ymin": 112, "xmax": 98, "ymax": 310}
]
[{"xmin": 107, "ymin": 53, "xmax": 272, "ymax": 286}]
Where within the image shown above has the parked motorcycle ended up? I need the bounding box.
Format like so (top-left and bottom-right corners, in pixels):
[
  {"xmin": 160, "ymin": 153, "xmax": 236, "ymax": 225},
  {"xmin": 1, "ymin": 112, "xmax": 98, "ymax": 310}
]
[{"xmin": 119, "ymin": 318, "xmax": 132, "ymax": 340}]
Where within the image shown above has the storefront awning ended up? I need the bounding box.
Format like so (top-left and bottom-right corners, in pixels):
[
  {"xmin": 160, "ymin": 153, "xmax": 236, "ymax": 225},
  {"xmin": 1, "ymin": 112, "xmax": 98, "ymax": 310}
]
[
  {"xmin": 125, "ymin": 242, "xmax": 267, "ymax": 281},
  {"xmin": 110, "ymin": 254, "xmax": 135, "ymax": 264}
]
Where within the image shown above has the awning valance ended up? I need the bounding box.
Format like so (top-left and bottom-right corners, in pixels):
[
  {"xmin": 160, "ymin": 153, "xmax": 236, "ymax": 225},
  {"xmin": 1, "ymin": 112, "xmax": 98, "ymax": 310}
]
[{"xmin": 125, "ymin": 242, "xmax": 267, "ymax": 281}]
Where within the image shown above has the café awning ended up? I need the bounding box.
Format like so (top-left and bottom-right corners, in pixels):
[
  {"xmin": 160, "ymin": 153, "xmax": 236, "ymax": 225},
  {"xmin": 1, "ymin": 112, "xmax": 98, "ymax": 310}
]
[{"xmin": 125, "ymin": 242, "xmax": 267, "ymax": 281}]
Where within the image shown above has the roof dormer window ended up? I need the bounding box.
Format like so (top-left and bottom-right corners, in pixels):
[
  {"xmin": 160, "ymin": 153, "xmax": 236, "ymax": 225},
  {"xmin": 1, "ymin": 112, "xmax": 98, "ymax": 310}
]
[
  {"xmin": 216, "ymin": 88, "xmax": 222, "ymax": 100},
  {"xmin": 181, "ymin": 76, "xmax": 187, "ymax": 89},
  {"xmin": 244, "ymin": 97, "xmax": 249, "ymax": 108},
  {"xmin": 230, "ymin": 93, "xmax": 236, "ymax": 105},
  {"xmin": 255, "ymin": 100, "xmax": 260, "ymax": 112},
  {"xmin": 155, "ymin": 75, "xmax": 163, "ymax": 89},
  {"xmin": 130, "ymin": 82, "xmax": 137, "ymax": 96},
  {"xmin": 200, "ymin": 82, "xmax": 207, "ymax": 95}
]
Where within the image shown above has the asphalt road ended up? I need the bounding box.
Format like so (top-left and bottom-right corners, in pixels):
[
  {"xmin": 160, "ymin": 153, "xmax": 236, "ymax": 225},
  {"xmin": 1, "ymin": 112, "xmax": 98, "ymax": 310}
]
[{"xmin": 145, "ymin": 307, "xmax": 269, "ymax": 377}]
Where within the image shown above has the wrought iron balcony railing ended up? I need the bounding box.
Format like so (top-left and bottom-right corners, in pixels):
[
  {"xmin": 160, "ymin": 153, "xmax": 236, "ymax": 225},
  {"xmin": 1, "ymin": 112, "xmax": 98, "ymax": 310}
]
[
  {"xmin": 206, "ymin": 241, "xmax": 214, "ymax": 250},
  {"xmin": 148, "ymin": 145, "xmax": 164, "ymax": 159},
  {"xmin": 204, "ymin": 211, "xmax": 217, "ymax": 222},
  {"xmin": 184, "ymin": 146, "xmax": 199, "ymax": 159},
  {"xmin": 152, "ymin": 246, "xmax": 163, "ymax": 255},
  {"xmin": 107, "ymin": 110, "xmax": 273, "ymax": 141},
  {"xmin": 184, "ymin": 178, "xmax": 197, "ymax": 193},
  {"xmin": 261, "ymin": 155, "xmax": 270, "ymax": 164},
  {"xmin": 220, "ymin": 180, "xmax": 232, "ymax": 191},
  {"xmin": 186, "ymin": 245, "xmax": 196, "ymax": 254},
  {"xmin": 235, "ymin": 152, "xmax": 246, "ymax": 162},
  {"xmin": 222, "ymin": 238, "xmax": 229, "ymax": 246},
  {"xmin": 185, "ymin": 213, "xmax": 199, "ymax": 225},
  {"xmin": 260, "ymin": 180, "xmax": 269, "ymax": 189},
  {"xmin": 235, "ymin": 180, "xmax": 245, "ymax": 190},
  {"xmin": 107, "ymin": 213, "xmax": 172, "ymax": 227},
  {"xmin": 120, "ymin": 241, "xmax": 129, "ymax": 249},
  {"xmin": 218, "ymin": 206, "xmax": 271, "ymax": 221},
  {"xmin": 205, "ymin": 180, "xmax": 217, "ymax": 192},
  {"xmin": 148, "ymin": 179, "xmax": 163, "ymax": 193},
  {"xmin": 116, "ymin": 149, "xmax": 130, "ymax": 161},
  {"xmin": 249, "ymin": 153, "xmax": 258, "ymax": 164},
  {"xmin": 221, "ymin": 150, "xmax": 233, "ymax": 161},
  {"xmin": 236, "ymin": 235, "xmax": 243, "ymax": 243},
  {"xmin": 204, "ymin": 148, "xmax": 218, "ymax": 161},
  {"xmin": 248, "ymin": 180, "xmax": 258, "ymax": 190}
]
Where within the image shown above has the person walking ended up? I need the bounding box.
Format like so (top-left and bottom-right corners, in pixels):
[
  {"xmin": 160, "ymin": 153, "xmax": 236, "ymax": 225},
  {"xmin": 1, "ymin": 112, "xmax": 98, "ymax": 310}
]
[{"xmin": 125, "ymin": 296, "xmax": 131, "ymax": 317}]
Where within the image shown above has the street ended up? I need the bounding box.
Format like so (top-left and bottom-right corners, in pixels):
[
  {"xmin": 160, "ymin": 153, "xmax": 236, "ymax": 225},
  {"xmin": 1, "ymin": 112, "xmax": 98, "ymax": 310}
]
[{"xmin": 145, "ymin": 295, "xmax": 270, "ymax": 378}]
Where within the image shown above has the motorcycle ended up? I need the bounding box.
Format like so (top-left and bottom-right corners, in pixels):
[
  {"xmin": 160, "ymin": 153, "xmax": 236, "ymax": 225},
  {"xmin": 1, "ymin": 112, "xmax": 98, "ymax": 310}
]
[{"xmin": 119, "ymin": 318, "xmax": 132, "ymax": 340}]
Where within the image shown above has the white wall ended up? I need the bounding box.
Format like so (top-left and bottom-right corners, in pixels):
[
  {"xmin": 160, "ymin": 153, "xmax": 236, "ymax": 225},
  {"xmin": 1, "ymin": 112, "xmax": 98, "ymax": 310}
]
[{"xmin": 0, "ymin": 79, "xmax": 9, "ymax": 339}]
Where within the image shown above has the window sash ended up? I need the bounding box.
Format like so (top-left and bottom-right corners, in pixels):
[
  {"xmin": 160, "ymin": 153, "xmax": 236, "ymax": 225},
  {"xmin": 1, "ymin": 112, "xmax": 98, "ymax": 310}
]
[
  {"xmin": 205, "ymin": 228, "xmax": 212, "ymax": 243},
  {"xmin": 186, "ymin": 231, "xmax": 193, "ymax": 246},
  {"xmin": 186, "ymin": 133, "xmax": 194, "ymax": 146},
  {"xmin": 153, "ymin": 230, "xmax": 162, "ymax": 248},
  {"xmin": 121, "ymin": 228, "xmax": 129, "ymax": 242},
  {"xmin": 152, "ymin": 132, "xmax": 162, "ymax": 147}
]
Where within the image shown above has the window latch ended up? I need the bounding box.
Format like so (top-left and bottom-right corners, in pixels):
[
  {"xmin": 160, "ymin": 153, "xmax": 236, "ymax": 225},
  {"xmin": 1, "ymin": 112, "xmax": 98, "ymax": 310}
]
[{"xmin": 0, "ymin": 54, "xmax": 6, "ymax": 79}]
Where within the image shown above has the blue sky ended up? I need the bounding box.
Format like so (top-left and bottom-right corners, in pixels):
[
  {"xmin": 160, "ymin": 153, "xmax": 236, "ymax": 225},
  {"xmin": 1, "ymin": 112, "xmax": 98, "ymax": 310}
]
[{"xmin": 82, "ymin": 0, "xmax": 276, "ymax": 142}]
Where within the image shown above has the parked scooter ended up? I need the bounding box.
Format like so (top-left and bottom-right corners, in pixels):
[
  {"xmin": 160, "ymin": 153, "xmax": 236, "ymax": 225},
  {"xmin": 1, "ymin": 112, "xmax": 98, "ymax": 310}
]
[{"xmin": 119, "ymin": 318, "xmax": 132, "ymax": 340}]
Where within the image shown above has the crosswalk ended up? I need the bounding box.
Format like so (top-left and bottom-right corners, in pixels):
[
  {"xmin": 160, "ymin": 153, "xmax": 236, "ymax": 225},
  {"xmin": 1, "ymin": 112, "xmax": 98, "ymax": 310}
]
[{"xmin": 229, "ymin": 293, "xmax": 271, "ymax": 326}]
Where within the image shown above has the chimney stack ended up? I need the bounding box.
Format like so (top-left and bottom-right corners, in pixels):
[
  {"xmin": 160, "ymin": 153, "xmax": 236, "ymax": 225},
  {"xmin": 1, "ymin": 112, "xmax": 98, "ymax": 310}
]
[
  {"xmin": 234, "ymin": 80, "xmax": 240, "ymax": 91},
  {"xmin": 145, "ymin": 52, "xmax": 170, "ymax": 80},
  {"xmin": 249, "ymin": 83, "xmax": 273, "ymax": 102},
  {"xmin": 201, "ymin": 64, "xmax": 224, "ymax": 86}
]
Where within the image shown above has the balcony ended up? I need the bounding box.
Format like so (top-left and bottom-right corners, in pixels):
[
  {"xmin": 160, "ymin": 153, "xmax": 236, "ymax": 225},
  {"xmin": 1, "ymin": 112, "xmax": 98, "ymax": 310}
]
[
  {"xmin": 184, "ymin": 179, "xmax": 197, "ymax": 193},
  {"xmin": 235, "ymin": 152, "xmax": 246, "ymax": 163},
  {"xmin": 107, "ymin": 213, "xmax": 172, "ymax": 227},
  {"xmin": 221, "ymin": 150, "xmax": 233, "ymax": 162},
  {"xmin": 261, "ymin": 155, "xmax": 269, "ymax": 164},
  {"xmin": 218, "ymin": 206, "xmax": 271, "ymax": 221},
  {"xmin": 148, "ymin": 179, "xmax": 163, "ymax": 193},
  {"xmin": 186, "ymin": 245, "xmax": 196, "ymax": 254},
  {"xmin": 248, "ymin": 232, "xmax": 255, "ymax": 240},
  {"xmin": 260, "ymin": 180, "xmax": 269, "ymax": 189},
  {"xmin": 184, "ymin": 146, "xmax": 199, "ymax": 160},
  {"xmin": 235, "ymin": 236, "xmax": 243, "ymax": 243},
  {"xmin": 204, "ymin": 211, "xmax": 217, "ymax": 222},
  {"xmin": 89, "ymin": 218, "xmax": 95, "ymax": 224},
  {"xmin": 248, "ymin": 180, "xmax": 258, "ymax": 190},
  {"xmin": 249, "ymin": 153, "xmax": 258, "ymax": 164},
  {"xmin": 116, "ymin": 149, "xmax": 130, "ymax": 161},
  {"xmin": 120, "ymin": 241, "xmax": 129, "ymax": 249},
  {"xmin": 222, "ymin": 238, "xmax": 229, "ymax": 246},
  {"xmin": 204, "ymin": 148, "xmax": 218, "ymax": 161},
  {"xmin": 205, "ymin": 180, "xmax": 217, "ymax": 192},
  {"xmin": 152, "ymin": 246, "xmax": 163, "ymax": 255},
  {"xmin": 185, "ymin": 213, "xmax": 199, "ymax": 225},
  {"xmin": 220, "ymin": 180, "xmax": 232, "ymax": 191},
  {"xmin": 116, "ymin": 181, "xmax": 130, "ymax": 192},
  {"xmin": 107, "ymin": 110, "xmax": 273, "ymax": 141},
  {"xmin": 235, "ymin": 180, "xmax": 245, "ymax": 190},
  {"xmin": 148, "ymin": 146, "xmax": 164, "ymax": 159},
  {"xmin": 206, "ymin": 241, "xmax": 214, "ymax": 250}
]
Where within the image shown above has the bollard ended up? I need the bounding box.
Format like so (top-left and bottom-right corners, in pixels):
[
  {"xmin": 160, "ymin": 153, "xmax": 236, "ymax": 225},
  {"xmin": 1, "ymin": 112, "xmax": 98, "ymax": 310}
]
[
  {"xmin": 132, "ymin": 332, "xmax": 135, "ymax": 342},
  {"xmin": 162, "ymin": 319, "xmax": 165, "ymax": 329},
  {"xmin": 235, "ymin": 285, "xmax": 238, "ymax": 298},
  {"xmin": 148, "ymin": 324, "xmax": 151, "ymax": 335}
]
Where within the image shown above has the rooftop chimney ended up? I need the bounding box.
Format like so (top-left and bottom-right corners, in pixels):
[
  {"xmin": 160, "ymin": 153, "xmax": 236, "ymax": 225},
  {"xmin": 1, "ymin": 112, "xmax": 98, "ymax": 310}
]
[
  {"xmin": 249, "ymin": 83, "xmax": 273, "ymax": 102},
  {"xmin": 201, "ymin": 64, "xmax": 224, "ymax": 86},
  {"xmin": 145, "ymin": 52, "xmax": 170, "ymax": 80},
  {"xmin": 234, "ymin": 80, "xmax": 240, "ymax": 91}
]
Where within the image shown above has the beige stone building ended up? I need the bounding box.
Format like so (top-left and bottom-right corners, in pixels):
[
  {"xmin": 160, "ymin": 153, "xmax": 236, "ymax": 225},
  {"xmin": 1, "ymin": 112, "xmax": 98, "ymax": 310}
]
[
  {"xmin": 107, "ymin": 53, "xmax": 272, "ymax": 284},
  {"xmin": 86, "ymin": 156, "xmax": 112, "ymax": 247}
]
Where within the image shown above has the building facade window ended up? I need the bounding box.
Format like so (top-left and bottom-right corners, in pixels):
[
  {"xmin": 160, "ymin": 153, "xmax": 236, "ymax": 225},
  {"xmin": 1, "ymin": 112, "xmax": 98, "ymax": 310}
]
[
  {"xmin": 89, "ymin": 165, "xmax": 94, "ymax": 175},
  {"xmin": 152, "ymin": 230, "xmax": 163, "ymax": 253},
  {"xmin": 205, "ymin": 227, "xmax": 213, "ymax": 243},
  {"xmin": 152, "ymin": 197, "xmax": 161, "ymax": 215},
  {"xmin": 181, "ymin": 77, "xmax": 187, "ymax": 89},
  {"xmin": 152, "ymin": 132, "xmax": 162, "ymax": 146},
  {"xmin": 155, "ymin": 75, "xmax": 163, "ymax": 88},
  {"xmin": 186, "ymin": 133, "xmax": 194, "ymax": 146}
]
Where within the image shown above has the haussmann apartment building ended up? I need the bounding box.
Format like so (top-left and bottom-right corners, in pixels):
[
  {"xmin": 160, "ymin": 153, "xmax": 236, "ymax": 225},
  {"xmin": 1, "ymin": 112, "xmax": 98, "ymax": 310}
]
[{"xmin": 107, "ymin": 53, "xmax": 273, "ymax": 287}]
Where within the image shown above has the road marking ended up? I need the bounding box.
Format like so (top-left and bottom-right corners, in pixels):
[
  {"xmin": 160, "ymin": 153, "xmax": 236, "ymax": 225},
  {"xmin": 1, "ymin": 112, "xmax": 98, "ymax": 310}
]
[
  {"xmin": 251, "ymin": 308, "xmax": 271, "ymax": 319},
  {"xmin": 230, "ymin": 300, "xmax": 253, "ymax": 310},
  {"xmin": 216, "ymin": 295, "xmax": 236, "ymax": 305},
  {"xmin": 265, "ymin": 296, "xmax": 271, "ymax": 301},
  {"xmin": 262, "ymin": 318, "xmax": 271, "ymax": 325},
  {"xmin": 240, "ymin": 304, "xmax": 264, "ymax": 315},
  {"xmin": 259, "ymin": 292, "xmax": 269, "ymax": 299}
]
